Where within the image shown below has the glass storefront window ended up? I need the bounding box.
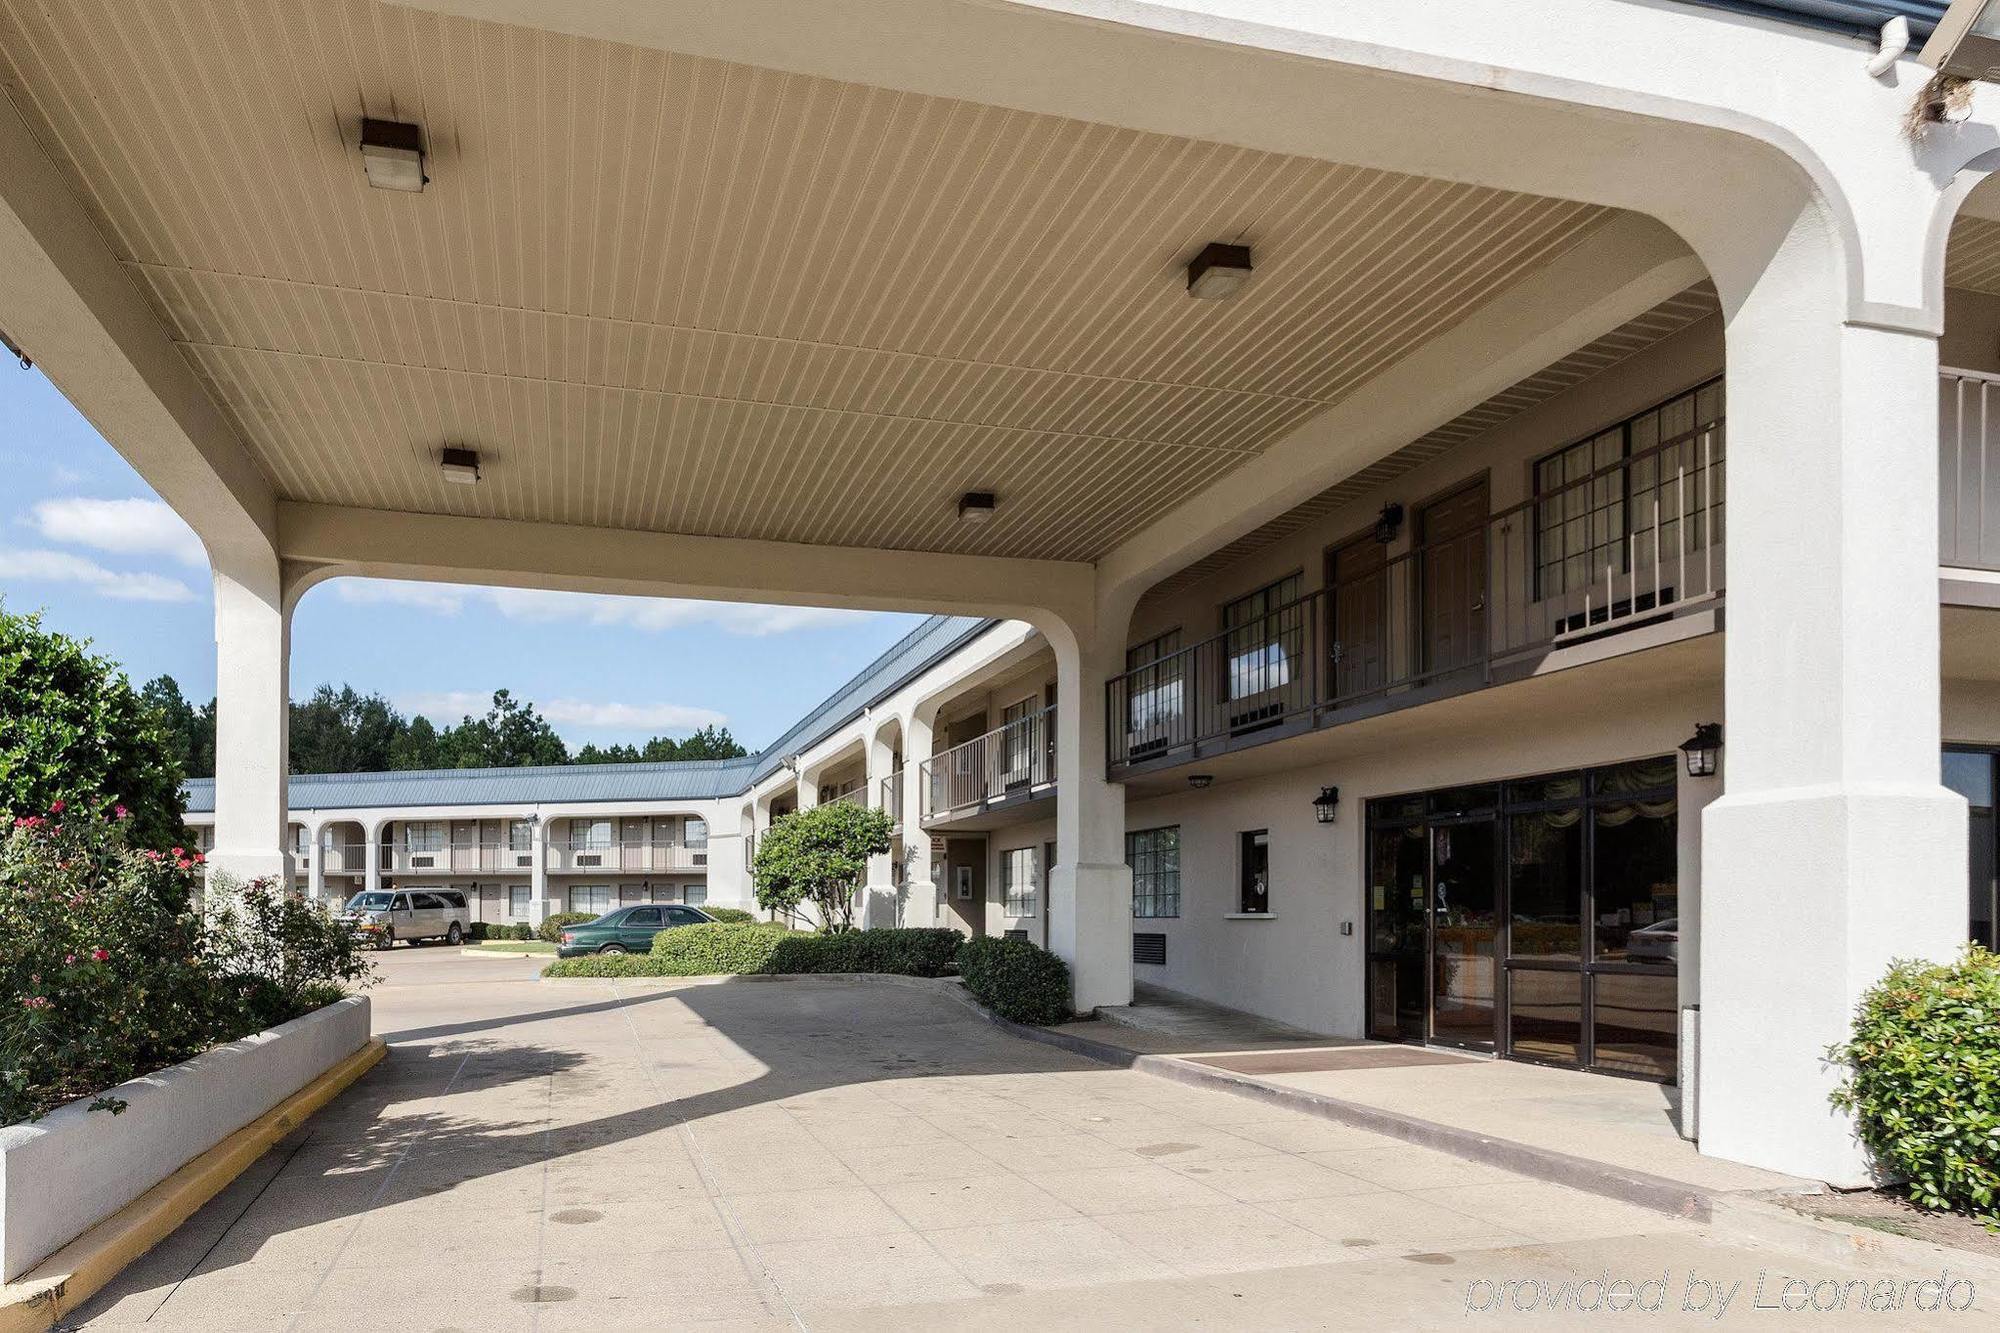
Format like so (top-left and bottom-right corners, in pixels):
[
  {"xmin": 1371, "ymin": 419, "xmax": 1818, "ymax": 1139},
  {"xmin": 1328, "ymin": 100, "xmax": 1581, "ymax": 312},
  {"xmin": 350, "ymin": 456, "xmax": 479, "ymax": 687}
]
[
  {"xmin": 1592, "ymin": 799, "xmax": 1679, "ymax": 964},
  {"xmin": 1509, "ymin": 967, "xmax": 1582, "ymax": 1065},
  {"xmin": 1591, "ymin": 971, "xmax": 1678, "ymax": 1079},
  {"xmin": 1508, "ymin": 810, "xmax": 1583, "ymax": 959}
]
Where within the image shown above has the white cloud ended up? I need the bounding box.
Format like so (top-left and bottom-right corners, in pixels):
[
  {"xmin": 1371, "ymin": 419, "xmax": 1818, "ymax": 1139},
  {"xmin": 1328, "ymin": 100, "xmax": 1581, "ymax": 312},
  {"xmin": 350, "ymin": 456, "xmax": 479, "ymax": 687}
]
[
  {"xmin": 29, "ymin": 497, "xmax": 206, "ymax": 567},
  {"xmin": 333, "ymin": 578, "xmax": 869, "ymax": 636},
  {"xmin": 395, "ymin": 689, "xmax": 725, "ymax": 734},
  {"xmin": 0, "ymin": 548, "xmax": 197, "ymax": 602},
  {"xmin": 332, "ymin": 580, "xmax": 468, "ymax": 613},
  {"xmin": 540, "ymin": 699, "xmax": 727, "ymax": 730}
]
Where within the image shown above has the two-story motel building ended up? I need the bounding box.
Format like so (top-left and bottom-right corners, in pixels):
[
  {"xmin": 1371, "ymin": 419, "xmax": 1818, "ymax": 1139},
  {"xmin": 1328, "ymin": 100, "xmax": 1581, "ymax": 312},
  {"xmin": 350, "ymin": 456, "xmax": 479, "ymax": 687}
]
[{"xmin": 19, "ymin": 0, "xmax": 2000, "ymax": 1190}]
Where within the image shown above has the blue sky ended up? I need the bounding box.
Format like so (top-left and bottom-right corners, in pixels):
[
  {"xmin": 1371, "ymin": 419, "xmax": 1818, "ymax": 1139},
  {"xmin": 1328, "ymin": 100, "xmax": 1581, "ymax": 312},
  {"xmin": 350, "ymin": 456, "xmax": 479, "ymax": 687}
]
[{"xmin": 0, "ymin": 368, "xmax": 925, "ymax": 754}]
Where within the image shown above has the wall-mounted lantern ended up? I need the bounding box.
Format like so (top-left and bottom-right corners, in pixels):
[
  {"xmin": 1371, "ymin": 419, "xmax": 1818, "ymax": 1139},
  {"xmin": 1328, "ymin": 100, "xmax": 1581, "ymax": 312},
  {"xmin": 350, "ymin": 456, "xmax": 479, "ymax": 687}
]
[
  {"xmin": 1679, "ymin": 723, "xmax": 1722, "ymax": 778},
  {"xmin": 1313, "ymin": 785, "xmax": 1341, "ymax": 824},
  {"xmin": 1374, "ymin": 503, "xmax": 1404, "ymax": 544}
]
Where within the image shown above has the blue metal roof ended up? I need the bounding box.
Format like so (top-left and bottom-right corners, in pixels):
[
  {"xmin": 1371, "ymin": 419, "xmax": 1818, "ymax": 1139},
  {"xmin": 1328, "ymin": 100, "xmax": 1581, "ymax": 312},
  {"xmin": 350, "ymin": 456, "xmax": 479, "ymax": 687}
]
[
  {"xmin": 182, "ymin": 614, "xmax": 999, "ymax": 814},
  {"xmin": 1678, "ymin": 1, "xmax": 1943, "ymax": 39}
]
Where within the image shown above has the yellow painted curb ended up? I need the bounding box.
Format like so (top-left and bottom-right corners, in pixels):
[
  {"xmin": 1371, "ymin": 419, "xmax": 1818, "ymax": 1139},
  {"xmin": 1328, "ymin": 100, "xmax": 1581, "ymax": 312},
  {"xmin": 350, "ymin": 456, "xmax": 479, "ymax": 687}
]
[{"xmin": 0, "ymin": 1037, "xmax": 387, "ymax": 1333}]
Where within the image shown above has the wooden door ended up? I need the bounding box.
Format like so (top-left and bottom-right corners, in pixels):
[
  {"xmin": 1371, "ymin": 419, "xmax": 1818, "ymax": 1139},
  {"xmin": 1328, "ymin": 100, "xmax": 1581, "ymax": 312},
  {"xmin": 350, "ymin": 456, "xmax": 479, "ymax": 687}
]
[
  {"xmin": 1326, "ymin": 534, "xmax": 1388, "ymax": 701},
  {"xmin": 1419, "ymin": 480, "xmax": 1488, "ymax": 675}
]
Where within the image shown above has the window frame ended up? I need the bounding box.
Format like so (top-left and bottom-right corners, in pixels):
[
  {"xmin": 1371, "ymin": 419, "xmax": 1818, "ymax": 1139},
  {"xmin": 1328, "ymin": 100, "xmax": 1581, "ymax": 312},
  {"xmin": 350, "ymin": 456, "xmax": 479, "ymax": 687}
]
[
  {"xmin": 1001, "ymin": 846, "xmax": 1038, "ymax": 917},
  {"xmin": 1236, "ymin": 829, "xmax": 1271, "ymax": 915},
  {"xmin": 1219, "ymin": 572, "xmax": 1305, "ymax": 704},
  {"xmin": 1126, "ymin": 825, "xmax": 1182, "ymax": 919}
]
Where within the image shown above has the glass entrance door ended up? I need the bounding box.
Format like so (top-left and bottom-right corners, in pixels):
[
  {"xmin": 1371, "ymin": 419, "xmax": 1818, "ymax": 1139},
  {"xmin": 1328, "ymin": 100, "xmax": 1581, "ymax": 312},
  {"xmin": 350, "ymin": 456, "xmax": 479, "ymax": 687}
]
[
  {"xmin": 1429, "ymin": 818, "xmax": 1499, "ymax": 1050},
  {"xmin": 1366, "ymin": 822, "xmax": 1428, "ymax": 1042}
]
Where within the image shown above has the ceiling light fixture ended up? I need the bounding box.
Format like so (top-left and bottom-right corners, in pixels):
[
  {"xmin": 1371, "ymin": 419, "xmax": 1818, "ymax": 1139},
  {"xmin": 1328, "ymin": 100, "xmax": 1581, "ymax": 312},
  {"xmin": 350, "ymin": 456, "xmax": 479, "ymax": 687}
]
[
  {"xmin": 439, "ymin": 446, "xmax": 481, "ymax": 485},
  {"xmin": 359, "ymin": 118, "xmax": 428, "ymax": 192},
  {"xmin": 958, "ymin": 491, "xmax": 997, "ymax": 523},
  {"xmin": 1188, "ymin": 774, "xmax": 1214, "ymax": 790},
  {"xmin": 1186, "ymin": 242, "xmax": 1253, "ymax": 300}
]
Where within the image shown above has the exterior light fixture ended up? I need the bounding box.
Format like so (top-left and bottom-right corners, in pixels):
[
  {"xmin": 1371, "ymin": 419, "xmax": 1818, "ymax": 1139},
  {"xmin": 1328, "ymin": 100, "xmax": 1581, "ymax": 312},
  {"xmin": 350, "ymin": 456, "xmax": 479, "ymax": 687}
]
[
  {"xmin": 957, "ymin": 491, "xmax": 997, "ymax": 523},
  {"xmin": 359, "ymin": 118, "xmax": 428, "ymax": 192},
  {"xmin": 1186, "ymin": 242, "xmax": 1253, "ymax": 300},
  {"xmin": 439, "ymin": 446, "xmax": 481, "ymax": 485},
  {"xmin": 1679, "ymin": 723, "xmax": 1723, "ymax": 778},
  {"xmin": 1188, "ymin": 774, "xmax": 1214, "ymax": 790},
  {"xmin": 0, "ymin": 328, "xmax": 29, "ymax": 370},
  {"xmin": 1374, "ymin": 502, "xmax": 1405, "ymax": 545},
  {"xmin": 1313, "ymin": 785, "xmax": 1341, "ymax": 824}
]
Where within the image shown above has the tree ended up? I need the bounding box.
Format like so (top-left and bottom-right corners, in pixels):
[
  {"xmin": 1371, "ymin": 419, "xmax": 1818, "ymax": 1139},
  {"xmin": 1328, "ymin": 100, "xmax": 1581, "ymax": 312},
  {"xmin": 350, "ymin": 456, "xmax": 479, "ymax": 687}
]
[
  {"xmin": 442, "ymin": 689, "xmax": 569, "ymax": 768},
  {"xmin": 290, "ymin": 684, "xmax": 407, "ymax": 774},
  {"xmin": 389, "ymin": 715, "xmax": 444, "ymax": 770},
  {"xmin": 575, "ymin": 742, "xmax": 641, "ymax": 765},
  {"xmin": 668, "ymin": 725, "xmax": 747, "ymax": 761},
  {"xmin": 141, "ymin": 674, "xmax": 215, "ymax": 779},
  {"xmin": 1, "ymin": 608, "xmax": 186, "ymax": 848},
  {"xmin": 750, "ymin": 801, "xmax": 891, "ymax": 931}
]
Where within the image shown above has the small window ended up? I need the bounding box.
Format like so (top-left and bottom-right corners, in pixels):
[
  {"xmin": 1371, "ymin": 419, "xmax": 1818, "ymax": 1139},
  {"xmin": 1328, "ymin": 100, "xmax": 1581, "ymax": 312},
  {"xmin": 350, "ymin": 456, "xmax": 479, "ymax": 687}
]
[
  {"xmin": 569, "ymin": 819, "xmax": 613, "ymax": 851},
  {"xmin": 685, "ymin": 819, "xmax": 708, "ymax": 849},
  {"xmin": 665, "ymin": 906, "xmax": 707, "ymax": 925},
  {"xmin": 508, "ymin": 820, "xmax": 534, "ymax": 851},
  {"xmin": 1124, "ymin": 629, "xmax": 1185, "ymax": 735},
  {"xmin": 403, "ymin": 822, "xmax": 444, "ymax": 853},
  {"xmin": 508, "ymin": 886, "xmax": 530, "ymax": 918},
  {"xmin": 683, "ymin": 883, "xmax": 708, "ymax": 906},
  {"xmin": 1238, "ymin": 830, "xmax": 1270, "ymax": 915},
  {"xmin": 626, "ymin": 906, "xmax": 664, "ymax": 926},
  {"xmin": 571, "ymin": 885, "xmax": 611, "ymax": 914},
  {"xmin": 1002, "ymin": 847, "xmax": 1037, "ymax": 917},
  {"xmin": 1127, "ymin": 826, "xmax": 1181, "ymax": 918}
]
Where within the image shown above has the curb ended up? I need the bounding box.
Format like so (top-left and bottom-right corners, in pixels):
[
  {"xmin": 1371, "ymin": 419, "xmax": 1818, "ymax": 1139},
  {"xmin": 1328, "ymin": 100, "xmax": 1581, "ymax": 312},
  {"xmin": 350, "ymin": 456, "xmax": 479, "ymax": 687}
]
[
  {"xmin": 455, "ymin": 946, "xmax": 554, "ymax": 960},
  {"xmin": 0, "ymin": 1038, "xmax": 387, "ymax": 1333}
]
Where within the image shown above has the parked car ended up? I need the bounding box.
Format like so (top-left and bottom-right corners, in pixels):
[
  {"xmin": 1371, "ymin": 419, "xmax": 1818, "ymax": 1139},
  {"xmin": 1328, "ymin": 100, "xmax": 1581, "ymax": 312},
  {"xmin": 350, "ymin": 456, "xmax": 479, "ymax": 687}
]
[
  {"xmin": 1626, "ymin": 918, "xmax": 1679, "ymax": 964},
  {"xmin": 557, "ymin": 903, "xmax": 714, "ymax": 957},
  {"xmin": 340, "ymin": 889, "xmax": 473, "ymax": 949}
]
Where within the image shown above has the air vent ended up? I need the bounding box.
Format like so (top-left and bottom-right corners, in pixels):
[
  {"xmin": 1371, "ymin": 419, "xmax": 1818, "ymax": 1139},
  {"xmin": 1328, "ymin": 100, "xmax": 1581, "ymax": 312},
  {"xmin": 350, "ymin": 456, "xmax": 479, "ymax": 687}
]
[
  {"xmin": 693, "ymin": 853, "xmax": 708, "ymax": 867},
  {"xmin": 515, "ymin": 854, "xmax": 533, "ymax": 868},
  {"xmin": 410, "ymin": 854, "xmax": 435, "ymax": 868},
  {"xmin": 1133, "ymin": 932, "xmax": 1167, "ymax": 966},
  {"xmin": 1004, "ymin": 928, "xmax": 1029, "ymax": 942},
  {"xmin": 576, "ymin": 853, "xmax": 603, "ymax": 867}
]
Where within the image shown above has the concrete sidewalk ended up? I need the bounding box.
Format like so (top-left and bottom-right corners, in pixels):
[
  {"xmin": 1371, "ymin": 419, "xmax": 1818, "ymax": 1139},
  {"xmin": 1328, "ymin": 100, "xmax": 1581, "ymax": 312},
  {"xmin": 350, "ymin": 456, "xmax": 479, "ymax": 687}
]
[{"xmin": 66, "ymin": 952, "xmax": 1990, "ymax": 1330}]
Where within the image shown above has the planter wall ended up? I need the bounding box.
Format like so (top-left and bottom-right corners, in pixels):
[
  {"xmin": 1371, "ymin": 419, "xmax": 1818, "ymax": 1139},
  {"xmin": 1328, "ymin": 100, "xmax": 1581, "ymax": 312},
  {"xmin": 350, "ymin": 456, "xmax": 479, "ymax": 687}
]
[{"xmin": 0, "ymin": 995, "xmax": 371, "ymax": 1281}]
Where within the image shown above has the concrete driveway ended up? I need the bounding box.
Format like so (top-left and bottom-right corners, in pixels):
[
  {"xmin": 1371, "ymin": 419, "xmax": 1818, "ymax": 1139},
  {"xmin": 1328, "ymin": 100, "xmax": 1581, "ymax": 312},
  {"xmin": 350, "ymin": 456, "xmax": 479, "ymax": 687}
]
[{"xmin": 68, "ymin": 949, "xmax": 1985, "ymax": 1330}]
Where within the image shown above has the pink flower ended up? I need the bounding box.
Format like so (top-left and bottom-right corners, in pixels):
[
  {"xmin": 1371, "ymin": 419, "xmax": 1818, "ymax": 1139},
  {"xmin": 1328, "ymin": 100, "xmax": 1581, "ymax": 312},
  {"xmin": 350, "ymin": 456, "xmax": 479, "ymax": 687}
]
[
  {"xmin": 90, "ymin": 947, "xmax": 109, "ymax": 963},
  {"xmin": 22, "ymin": 996, "xmax": 50, "ymax": 1011},
  {"xmin": 47, "ymin": 800, "xmax": 63, "ymax": 814},
  {"xmin": 63, "ymin": 954, "xmax": 76, "ymax": 965},
  {"xmin": 113, "ymin": 805, "xmax": 128, "ymax": 820},
  {"xmin": 171, "ymin": 847, "xmax": 184, "ymax": 858}
]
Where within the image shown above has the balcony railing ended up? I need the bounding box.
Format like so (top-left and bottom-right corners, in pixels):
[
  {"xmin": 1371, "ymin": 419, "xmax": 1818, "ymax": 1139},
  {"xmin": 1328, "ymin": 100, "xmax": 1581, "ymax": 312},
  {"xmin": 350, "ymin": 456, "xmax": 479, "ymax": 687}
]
[
  {"xmin": 1940, "ymin": 367, "xmax": 2000, "ymax": 570},
  {"xmin": 389, "ymin": 844, "xmax": 538, "ymax": 872},
  {"xmin": 819, "ymin": 787, "xmax": 866, "ymax": 808},
  {"xmin": 921, "ymin": 706, "xmax": 1056, "ymax": 822},
  {"xmin": 1108, "ymin": 431, "xmax": 1725, "ymax": 771},
  {"xmin": 548, "ymin": 843, "xmax": 708, "ymax": 872},
  {"xmin": 318, "ymin": 841, "xmax": 367, "ymax": 873},
  {"xmin": 881, "ymin": 773, "xmax": 904, "ymax": 832}
]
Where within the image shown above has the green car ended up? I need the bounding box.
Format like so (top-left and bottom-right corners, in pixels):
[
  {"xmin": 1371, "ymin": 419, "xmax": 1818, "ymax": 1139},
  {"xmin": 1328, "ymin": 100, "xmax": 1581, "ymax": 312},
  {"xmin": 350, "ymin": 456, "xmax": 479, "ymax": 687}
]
[{"xmin": 556, "ymin": 903, "xmax": 715, "ymax": 957}]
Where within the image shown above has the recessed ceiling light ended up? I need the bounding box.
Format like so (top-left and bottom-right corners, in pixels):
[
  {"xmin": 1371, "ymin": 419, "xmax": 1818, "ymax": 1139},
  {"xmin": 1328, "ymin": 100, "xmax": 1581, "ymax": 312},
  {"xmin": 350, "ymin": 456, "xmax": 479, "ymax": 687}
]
[
  {"xmin": 958, "ymin": 491, "xmax": 997, "ymax": 523},
  {"xmin": 1187, "ymin": 242, "xmax": 1253, "ymax": 300},
  {"xmin": 440, "ymin": 446, "xmax": 481, "ymax": 485},
  {"xmin": 360, "ymin": 118, "xmax": 427, "ymax": 192}
]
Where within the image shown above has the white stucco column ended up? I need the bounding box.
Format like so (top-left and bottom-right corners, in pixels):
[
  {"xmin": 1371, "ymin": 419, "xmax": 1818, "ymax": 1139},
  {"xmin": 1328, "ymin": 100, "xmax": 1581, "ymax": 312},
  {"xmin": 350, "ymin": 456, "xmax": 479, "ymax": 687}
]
[
  {"xmin": 208, "ymin": 554, "xmax": 291, "ymax": 888},
  {"xmin": 1699, "ymin": 209, "xmax": 1966, "ymax": 1185},
  {"xmin": 364, "ymin": 818, "xmax": 384, "ymax": 896},
  {"xmin": 861, "ymin": 723, "xmax": 899, "ymax": 927},
  {"xmin": 306, "ymin": 819, "xmax": 327, "ymax": 903},
  {"xmin": 530, "ymin": 815, "xmax": 551, "ymax": 925},
  {"xmin": 1048, "ymin": 616, "xmax": 1133, "ymax": 1013},
  {"xmin": 901, "ymin": 712, "xmax": 939, "ymax": 929}
]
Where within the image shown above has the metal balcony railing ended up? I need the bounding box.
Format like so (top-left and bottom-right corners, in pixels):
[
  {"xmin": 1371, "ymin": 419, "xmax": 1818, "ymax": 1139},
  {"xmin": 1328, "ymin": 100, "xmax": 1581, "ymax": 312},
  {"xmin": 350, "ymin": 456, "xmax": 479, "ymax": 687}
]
[
  {"xmin": 389, "ymin": 844, "xmax": 534, "ymax": 872},
  {"xmin": 1940, "ymin": 366, "xmax": 2000, "ymax": 571},
  {"xmin": 921, "ymin": 706, "xmax": 1056, "ymax": 822},
  {"xmin": 1108, "ymin": 430, "xmax": 1726, "ymax": 771},
  {"xmin": 881, "ymin": 773, "xmax": 904, "ymax": 832},
  {"xmin": 549, "ymin": 843, "xmax": 707, "ymax": 872},
  {"xmin": 318, "ymin": 841, "xmax": 367, "ymax": 873}
]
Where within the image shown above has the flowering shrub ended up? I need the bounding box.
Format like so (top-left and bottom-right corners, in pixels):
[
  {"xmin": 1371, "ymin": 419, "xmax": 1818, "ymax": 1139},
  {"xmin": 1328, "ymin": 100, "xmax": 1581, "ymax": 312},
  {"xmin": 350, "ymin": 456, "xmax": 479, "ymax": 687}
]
[{"xmin": 0, "ymin": 807, "xmax": 371, "ymax": 1124}]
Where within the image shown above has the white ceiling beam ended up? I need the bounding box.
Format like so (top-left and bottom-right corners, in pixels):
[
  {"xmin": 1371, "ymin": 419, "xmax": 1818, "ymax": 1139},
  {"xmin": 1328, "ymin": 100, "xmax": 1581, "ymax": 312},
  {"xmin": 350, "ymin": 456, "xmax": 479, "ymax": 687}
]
[
  {"xmin": 1096, "ymin": 213, "xmax": 1708, "ymax": 607},
  {"xmin": 0, "ymin": 89, "xmax": 275, "ymax": 568},
  {"xmin": 278, "ymin": 502, "xmax": 1096, "ymax": 627}
]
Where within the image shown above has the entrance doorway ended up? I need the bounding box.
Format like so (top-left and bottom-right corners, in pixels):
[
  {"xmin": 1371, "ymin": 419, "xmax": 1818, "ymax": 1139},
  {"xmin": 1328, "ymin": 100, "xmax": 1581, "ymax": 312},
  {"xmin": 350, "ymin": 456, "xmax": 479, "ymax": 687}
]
[
  {"xmin": 1364, "ymin": 757, "xmax": 1680, "ymax": 1082},
  {"xmin": 1417, "ymin": 477, "xmax": 1488, "ymax": 677},
  {"xmin": 1326, "ymin": 531, "xmax": 1389, "ymax": 703}
]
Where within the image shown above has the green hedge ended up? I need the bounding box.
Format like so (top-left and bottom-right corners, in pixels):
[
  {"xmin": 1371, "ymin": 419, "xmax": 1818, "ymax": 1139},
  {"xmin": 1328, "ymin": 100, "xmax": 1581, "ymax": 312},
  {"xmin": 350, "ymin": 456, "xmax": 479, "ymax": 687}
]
[
  {"xmin": 1831, "ymin": 945, "xmax": 2000, "ymax": 1222},
  {"xmin": 699, "ymin": 906, "xmax": 755, "ymax": 924},
  {"xmin": 643, "ymin": 921, "xmax": 793, "ymax": 974},
  {"xmin": 469, "ymin": 921, "xmax": 535, "ymax": 942},
  {"xmin": 544, "ymin": 953, "xmax": 684, "ymax": 978},
  {"xmin": 956, "ymin": 936, "xmax": 1072, "ymax": 1025},
  {"xmin": 537, "ymin": 912, "xmax": 597, "ymax": 944},
  {"xmin": 765, "ymin": 927, "xmax": 962, "ymax": 978}
]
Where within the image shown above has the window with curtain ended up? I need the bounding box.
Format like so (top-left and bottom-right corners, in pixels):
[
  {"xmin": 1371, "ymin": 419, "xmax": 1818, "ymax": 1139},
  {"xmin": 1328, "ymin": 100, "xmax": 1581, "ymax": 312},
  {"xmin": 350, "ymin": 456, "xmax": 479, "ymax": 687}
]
[
  {"xmin": 403, "ymin": 821, "xmax": 444, "ymax": 852},
  {"xmin": 508, "ymin": 819, "xmax": 533, "ymax": 851},
  {"xmin": 568, "ymin": 819, "xmax": 612, "ymax": 850},
  {"xmin": 508, "ymin": 885, "xmax": 530, "ymax": 918},
  {"xmin": 1127, "ymin": 826, "xmax": 1181, "ymax": 918},
  {"xmin": 570, "ymin": 885, "xmax": 611, "ymax": 914},
  {"xmin": 685, "ymin": 819, "xmax": 708, "ymax": 849}
]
